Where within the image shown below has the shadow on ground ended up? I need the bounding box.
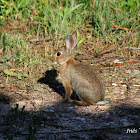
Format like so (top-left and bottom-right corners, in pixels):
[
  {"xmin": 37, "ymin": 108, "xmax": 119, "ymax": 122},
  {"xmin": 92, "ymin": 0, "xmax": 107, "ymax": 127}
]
[
  {"xmin": 37, "ymin": 69, "xmax": 65, "ymax": 98},
  {"xmin": 37, "ymin": 69, "xmax": 79, "ymax": 100},
  {"xmin": 0, "ymin": 99, "xmax": 140, "ymax": 140},
  {"xmin": 0, "ymin": 70, "xmax": 140, "ymax": 139}
]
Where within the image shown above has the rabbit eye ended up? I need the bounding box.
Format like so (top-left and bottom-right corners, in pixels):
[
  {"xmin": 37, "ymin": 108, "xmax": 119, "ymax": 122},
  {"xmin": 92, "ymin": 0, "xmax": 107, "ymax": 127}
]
[{"xmin": 57, "ymin": 52, "xmax": 61, "ymax": 56}]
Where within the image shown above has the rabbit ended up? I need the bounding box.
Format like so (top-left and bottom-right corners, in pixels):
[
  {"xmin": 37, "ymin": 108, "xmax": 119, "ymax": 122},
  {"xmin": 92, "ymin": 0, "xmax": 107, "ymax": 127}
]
[{"xmin": 51, "ymin": 31, "xmax": 105, "ymax": 106}]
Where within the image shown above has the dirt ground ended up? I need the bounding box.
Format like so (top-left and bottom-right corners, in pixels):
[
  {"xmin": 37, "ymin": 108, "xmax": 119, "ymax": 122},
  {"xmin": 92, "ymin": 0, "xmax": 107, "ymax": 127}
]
[{"xmin": 0, "ymin": 51, "xmax": 140, "ymax": 140}]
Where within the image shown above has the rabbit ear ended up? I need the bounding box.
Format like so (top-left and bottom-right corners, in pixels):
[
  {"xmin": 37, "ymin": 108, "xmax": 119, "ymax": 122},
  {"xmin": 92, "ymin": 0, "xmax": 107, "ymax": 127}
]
[
  {"xmin": 72, "ymin": 31, "xmax": 77, "ymax": 48},
  {"xmin": 65, "ymin": 31, "xmax": 77, "ymax": 53}
]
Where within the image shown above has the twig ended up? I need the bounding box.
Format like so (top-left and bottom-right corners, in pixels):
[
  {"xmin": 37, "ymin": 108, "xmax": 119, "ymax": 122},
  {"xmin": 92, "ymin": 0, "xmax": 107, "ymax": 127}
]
[
  {"xmin": 27, "ymin": 37, "xmax": 64, "ymax": 43},
  {"xmin": 101, "ymin": 61, "xmax": 139, "ymax": 67},
  {"xmin": 27, "ymin": 39, "xmax": 53, "ymax": 43},
  {"xmin": 111, "ymin": 25, "xmax": 130, "ymax": 30},
  {"xmin": 124, "ymin": 47, "xmax": 140, "ymax": 50},
  {"xmin": 75, "ymin": 46, "xmax": 116, "ymax": 61},
  {"xmin": 94, "ymin": 46, "xmax": 116, "ymax": 57}
]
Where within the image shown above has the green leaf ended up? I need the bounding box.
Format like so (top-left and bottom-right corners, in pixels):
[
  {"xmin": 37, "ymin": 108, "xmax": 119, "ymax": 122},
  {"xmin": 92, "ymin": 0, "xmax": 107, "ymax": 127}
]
[
  {"xmin": 74, "ymin": 51, "xmax": 84, "ymax": 55},
  {"xmin": 6, "ymin": 8, "xmax": 13, "ymax": 16},
  {"xmin": 23, "ymin": 73, "xmax": 28, "ymax": 78},
  {"xmin": 78, "ymin": 38, "xmax": 85, "ymax": 46},
  {"xmin": 71, "ymin": 3, "xmax": 84, "ymax": 12},
  {"xmin": 0, "ymin": 64, "xmax": 7, "ymax": 69},
  {"xmin": 17, "ymin": 73, "xmax": 22, "ymax": 80},
  {"xmin": 3, "ymin": 69, "xmax": 16, "ymax": 77}
]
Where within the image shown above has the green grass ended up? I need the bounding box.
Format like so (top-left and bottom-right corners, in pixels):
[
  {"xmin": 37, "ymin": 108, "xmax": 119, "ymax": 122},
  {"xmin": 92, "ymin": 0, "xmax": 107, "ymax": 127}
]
[
  {"xmin": 0, "ymin": 0, "xmax": 140, "ymax": 84},
  {"xmin": 1, "ymin": 0, "xmax": 139, "ymax": 36}
]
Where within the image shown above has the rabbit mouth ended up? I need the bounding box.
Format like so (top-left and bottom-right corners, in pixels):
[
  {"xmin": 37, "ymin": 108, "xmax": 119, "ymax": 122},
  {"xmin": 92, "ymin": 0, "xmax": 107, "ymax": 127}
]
[
  {"xmin": 52, "ymin": 61, "xmax": 63, "ymax": 65},
  {"xmin": 55, "ymin": 61, "xmax": 65, "ymax": 65},
  {"xmin": 59, "ymin": 61, "xmax": 66, "ymax": 65}
]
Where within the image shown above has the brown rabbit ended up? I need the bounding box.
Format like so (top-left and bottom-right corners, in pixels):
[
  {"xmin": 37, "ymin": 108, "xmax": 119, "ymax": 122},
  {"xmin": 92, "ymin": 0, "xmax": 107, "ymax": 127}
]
[{"xmin": 52, "ymin": 31, "xmax": 105, "ymax": 106}]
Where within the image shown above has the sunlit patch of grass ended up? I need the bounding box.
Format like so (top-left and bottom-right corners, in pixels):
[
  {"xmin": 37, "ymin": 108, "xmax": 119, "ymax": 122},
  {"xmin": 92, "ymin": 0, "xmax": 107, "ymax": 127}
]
[
  {"xmin": 0, "ymin": 33, "xmax": 53, "ymax": 84},
  {"xmin": 0, "ymin": 0, "xmax": 139, "ymax": 88}
]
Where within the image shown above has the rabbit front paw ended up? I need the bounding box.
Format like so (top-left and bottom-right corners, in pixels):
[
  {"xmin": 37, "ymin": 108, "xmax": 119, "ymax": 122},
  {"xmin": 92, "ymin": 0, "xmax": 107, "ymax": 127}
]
[{"xmin": 63, "ymin": 98, "xmax": 72, "ymax": 103}]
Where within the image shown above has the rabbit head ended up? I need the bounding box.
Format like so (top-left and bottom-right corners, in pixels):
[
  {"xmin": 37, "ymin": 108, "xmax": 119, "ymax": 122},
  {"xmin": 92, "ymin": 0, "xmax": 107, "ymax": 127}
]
[{"xmin": 52, "ymin": 31, "xmax": 77, "ymax": 65}]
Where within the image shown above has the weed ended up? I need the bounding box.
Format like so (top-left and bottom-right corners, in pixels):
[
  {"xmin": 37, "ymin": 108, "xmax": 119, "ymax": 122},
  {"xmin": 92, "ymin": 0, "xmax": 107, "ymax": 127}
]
[
  {"xmin": 7, "ymin": 134, "xmax": 13, "ymax": 140},
  {"xmin": 13, "ymin": 103, "xmax": 19, "ymax": 116},
  {"xmin": 25, "ymin": 124, "xmax": 37, "ymax": 140}
]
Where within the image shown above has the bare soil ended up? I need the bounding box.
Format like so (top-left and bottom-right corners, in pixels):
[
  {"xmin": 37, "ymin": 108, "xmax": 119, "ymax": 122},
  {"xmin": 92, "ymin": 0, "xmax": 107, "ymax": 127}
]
[{"xmin": 0, "ymin": 49, "xmax": 140, "ymax": 140}]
